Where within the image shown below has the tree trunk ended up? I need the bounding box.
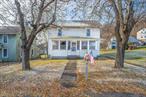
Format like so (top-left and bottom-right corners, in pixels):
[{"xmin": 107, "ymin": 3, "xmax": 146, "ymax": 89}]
[
  {"xmin": 115, "ymin": 41, "xmax": 126, "ymax": 68},
  {"xmin": 21, "ymin": 47, "xmax": 31, "ymax": 70}
]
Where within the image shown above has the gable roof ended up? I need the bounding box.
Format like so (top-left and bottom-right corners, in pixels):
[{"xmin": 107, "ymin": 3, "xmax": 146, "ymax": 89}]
[
  {"xmin": 50, "ymin": 20, "xmax": 101, "ymax": 28},
  {"xmin": 0, "ymin": 26, "xmax": 20, "ymax": 34}
]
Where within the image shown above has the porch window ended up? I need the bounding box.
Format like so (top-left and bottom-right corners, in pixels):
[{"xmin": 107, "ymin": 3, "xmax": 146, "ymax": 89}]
[
  {"xmin": 77, "ymin": 41, "xmax": 80, "ymax": 50},
  {"xmin": 3, "ymin": 48, "xmax": 8, "ymax": 58},
  {"xmin": 89, "ymin": 41, "xmax": 95, "ymax": 50},
  {"xmin": 3, "ymin": 35, "xmax": 8, "ymax": 43},
  {"xmin": 60, "ymin": 41, "xmax": 66, "ymax": 50},
  {"xmin": 52, "ymin": 40, "xmax": 59, "ymax": 50},
  {"xmin": 82, "ymin": 41, "xmax": 87, "ymax": 50},
  {"xmin": 68, "ymin": 41, "xmax": 71, "ymax": 50}
]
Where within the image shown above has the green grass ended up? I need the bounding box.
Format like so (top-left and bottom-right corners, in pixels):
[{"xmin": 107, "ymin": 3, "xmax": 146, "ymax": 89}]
[{"xmin": 100, "ymin": 47, "xmax": 146, "ymax": 67}]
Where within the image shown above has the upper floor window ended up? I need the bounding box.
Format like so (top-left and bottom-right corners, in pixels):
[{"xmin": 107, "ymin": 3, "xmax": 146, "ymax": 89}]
[
  {"xmin": 58, "ymin": 29, "xmax": 62, "ymax": 36},
  {"xmin": 3, "ymin": 35, "xmax": 8, "ymax": 43},
  {"xmin": 86, "ymin": 29, "xmax": 90, "ymax": 36}
]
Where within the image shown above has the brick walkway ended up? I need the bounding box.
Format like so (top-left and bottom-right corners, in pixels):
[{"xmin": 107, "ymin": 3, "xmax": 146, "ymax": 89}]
[{"xmin": 60, "ymin": 60, "xmax": 77, "ymax": 88}]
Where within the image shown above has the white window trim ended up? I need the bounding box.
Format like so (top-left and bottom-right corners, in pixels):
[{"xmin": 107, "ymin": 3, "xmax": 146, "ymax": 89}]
[
  {"xmin": 3, "ymin": 35, "xmax": 8, "ymax": 44},
  {"xmin": 2, "ymin": 48, "xmax": 8, "ymax": 58}
]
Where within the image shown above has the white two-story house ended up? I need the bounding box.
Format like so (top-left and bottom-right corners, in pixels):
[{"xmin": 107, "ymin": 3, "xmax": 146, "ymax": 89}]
[{"xmin": 47, "ymin": 21, "xmax": 101, "ymax": 58}]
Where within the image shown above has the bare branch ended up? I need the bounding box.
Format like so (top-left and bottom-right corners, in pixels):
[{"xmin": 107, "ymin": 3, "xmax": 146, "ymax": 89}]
[{"xmin": 43, "ymin": 0, "xmax": 55, "ymax": 10}]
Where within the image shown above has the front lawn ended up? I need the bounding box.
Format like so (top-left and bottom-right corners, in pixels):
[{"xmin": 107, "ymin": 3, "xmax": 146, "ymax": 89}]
[
  {"xmin": 101, "ymin": 47, "xmax": 146, "ymax": 67},
  {"xmin": 0, "ymin": 59, "xmax": 146, "ymax": 96},
  {"xmin": 0, "ymin": 59, "xmax": 68, "ymax": 97}
]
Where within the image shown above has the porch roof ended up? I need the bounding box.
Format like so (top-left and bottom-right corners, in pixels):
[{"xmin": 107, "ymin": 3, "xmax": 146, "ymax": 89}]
[{"xmin": 49, "ymin": 36, "xmax": 97, "ymax": 39}]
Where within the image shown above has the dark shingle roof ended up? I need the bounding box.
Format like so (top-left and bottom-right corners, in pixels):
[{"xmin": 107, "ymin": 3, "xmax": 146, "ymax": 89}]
[
  {"xmin": 0, "ymin": 26, "xmax": 20, "ymax": 34},
  {"xmin": 50, "ymin": 20, "xmax": 101, "ymax": 28}
]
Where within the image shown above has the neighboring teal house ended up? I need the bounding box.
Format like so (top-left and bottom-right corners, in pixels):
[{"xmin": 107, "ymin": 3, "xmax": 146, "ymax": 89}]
[
  {"xmin": 0, "ymin": 26, "xmax": 40, "ymax": 62},
  {"xmin": 0, "ymin": 26, "xmax": 20, "ymax": 62}
]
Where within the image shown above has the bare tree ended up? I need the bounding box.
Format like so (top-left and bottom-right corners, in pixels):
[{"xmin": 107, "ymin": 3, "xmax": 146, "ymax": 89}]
[
  {"xmin": 75, "ymin": 0, "xmax": 146, "ymax": 68},
  {"xmin": 36, "ymin": 30, "xmax": 49, "ymax": 55},
  {"xmin": 107, "ymin": 0, "xmax": 146, "ymax": 68},
  {"xmin": 15, "ymin": 0, "xmax": 58, "ymax": 70},
  {"xmin": 0, "ymin": 0, "xmax": 58, "ymax": 70}
]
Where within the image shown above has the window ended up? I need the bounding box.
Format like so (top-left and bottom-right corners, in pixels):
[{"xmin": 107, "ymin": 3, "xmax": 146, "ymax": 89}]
[
  {"xmin": 60, "ymin": 41, "xmax": 66, "ymax": 50},
  {"xmin": 68, "ymin": 41, "xmax": 71, "ymax": 50},
  {"xmin": 86, "ymin": 29, "xmax": 90, "ymax": 36},
  {"xmin": 58, "ymin": 29, "xmax": 62, "ymax": 36},
  {"xmin": 3, "ymin": 48, "xmax": 8, "ymax": 58},
  {"xmin": 77, "ymin": 41, "xmax": 80, "ymax": 50},
  {"xmin": 52, "ymin": 40, "xmax": 59, "ymax": 50},
  {"xmin": 112, "ymin": 41, "xmax": 116, "ymax": 44},
  {"xmin": 82, "ymin": 41, "xmax": 87, "ymax": 50},
  {"xmin": 89, "ymin": 41, "xmax": 95, "ymax": 50},
  {"xmin": 3, "ymin": 35, "xmax": 8, "ymax": 43},
  {"xmin": 71, "ymin": 42, "xmax": 76, "ymax": 51}
]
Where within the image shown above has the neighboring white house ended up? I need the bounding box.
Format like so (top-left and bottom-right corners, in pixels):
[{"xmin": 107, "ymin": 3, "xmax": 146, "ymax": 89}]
[
  {"xmin": 47, "ymin": 20, "xmax": 101, "ymax": 58},
  {"xmin": 137, "ymin": 28, "xmax": 146, "ymax": 42}
]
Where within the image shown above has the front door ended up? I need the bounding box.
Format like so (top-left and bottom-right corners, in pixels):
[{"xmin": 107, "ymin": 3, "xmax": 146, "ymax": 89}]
[
  {"xmin": 68, "ymin": 41, "xmax": 78, "ymax": 56},
  {"xmin": 71, "ymin": 42, "xmax": 76, "ymax": 51}
]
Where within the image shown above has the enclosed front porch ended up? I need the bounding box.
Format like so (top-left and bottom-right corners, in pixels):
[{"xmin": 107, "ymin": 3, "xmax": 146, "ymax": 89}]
[{"xmin": 48, "ymin": 37, "xmax": 100, "ymax": 58}]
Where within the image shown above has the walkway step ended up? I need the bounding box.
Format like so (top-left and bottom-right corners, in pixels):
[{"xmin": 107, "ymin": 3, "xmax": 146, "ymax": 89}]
[{"xmin": 60, "ymin": 60, "xmax": 77, "ymax": 88}]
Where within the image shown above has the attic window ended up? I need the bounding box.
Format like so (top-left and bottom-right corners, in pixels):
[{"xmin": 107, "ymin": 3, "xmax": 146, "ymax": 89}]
[
  {"xmin": 86, "ymin": 29, "xmax": 90, "ymax": 36},
  {"xmin": 58, "ymin": 29, "xmax": 62, "ymax": 36}
]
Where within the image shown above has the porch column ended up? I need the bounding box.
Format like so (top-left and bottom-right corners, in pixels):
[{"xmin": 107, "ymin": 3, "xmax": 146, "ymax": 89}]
[
  {"xmin": 58, "ymin": 40, "xmax": 60, "ymax": 50},
  {"xmin": 87, "ymin": 40, "xmax": 89, "ymax": 50},
  {"xmin": 95, "ymin": 40, "xmax": 98, "ymax": 50},
  {"xmin": 66, "ymin": 40, "xmax": 68, "ymax": 50},
  {"xmin": 80, "ymin": 40, "xmax": 82, "ymax": 50}
]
